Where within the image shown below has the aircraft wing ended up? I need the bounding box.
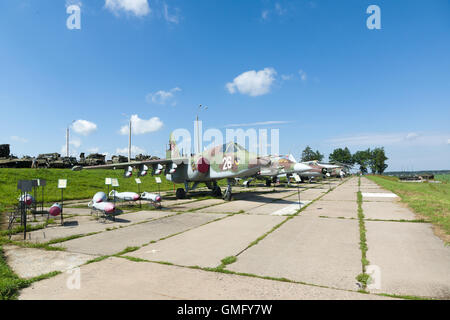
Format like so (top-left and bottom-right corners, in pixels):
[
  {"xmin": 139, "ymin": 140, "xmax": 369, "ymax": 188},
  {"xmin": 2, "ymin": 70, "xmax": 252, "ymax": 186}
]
[{"xmin": 72, "ymin": 158, "xmax": 188, "ymax": 171}]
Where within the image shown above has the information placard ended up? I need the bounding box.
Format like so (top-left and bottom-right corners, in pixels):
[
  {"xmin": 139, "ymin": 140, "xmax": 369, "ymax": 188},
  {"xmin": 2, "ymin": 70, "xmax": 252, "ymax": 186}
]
[
  {"xmin": 105, "ymin": 178, "xmax": 112, "ymax": 185},
  {"xmin": 17, "ymin": 180, "xmax": 33, "ymax": 192},
  {"xmin": 111, "ymin": 178, "xmax": 119, "ymax": 187},
  {"xmin": 135, "ymin": 178, "xmax": 141, "ymax": 184},
  {"xmin": 293, "ymin": 174, "xmax": 301, "ymax": 182},
  {"xmin": 58, "ymin": 179, "xmax": 67, "ymax": 189},
  {"xmin": 155, "ymin": 177, "xmax": 162, "ymax": 184}
]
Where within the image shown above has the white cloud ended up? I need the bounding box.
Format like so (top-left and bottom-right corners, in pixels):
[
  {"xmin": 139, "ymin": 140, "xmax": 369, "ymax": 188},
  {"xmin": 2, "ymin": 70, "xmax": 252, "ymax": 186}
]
[
  {"xmin": 281, "ymin": 74, "xmax": 294, "ymax": 81},
  {"xmin": 406, "ymin": 132, "xmax": 419, "ymax": 140},
  {"xmin": 327, "ymin": 132, "xmax": 450, "ymax": 147},
  {"xmin": 71, "ymin": 120, "xmax": 97, "ymax": 136},
  {"xmin": 298, "ymin": 69, "xmax": 307, "ymax": 81},
  {"xmin": 104, "ymin": 0, "xmax": 150, "ymax": 17},
  {"xmin": 116, "ymin": 145, "xmax": 146, "ymax": 156},
  {"xmin": 447, "ymin": 139, "xmax": 450, "ymax": 144},
  {"xmin": 11, "ymin": 136, "xmax": 28, "ymax": 143},
  {"xmin": 60, "ymin": 138, "xmax": 81, "ymax": 156},
  {"xmin": 120, "ymin": 114, "xmax": 163, "ymax": 135},
  {"xmin": 275, "ymin": 3, "xmax": 287, "ymax": 15},
  {"xmin": 163, "ymin": 3, "xmax": 180, "ymax": 24},
  {"xmin": 226, "ymin": 68, "xmax": 277, "ymax": 97},
  {"xmin": 261, "ymin": 10, "xmax": 269, "ymax": 20},
  {"xmin": 146, "ymin": 87, "xmax": 181, "ymax": 105}
]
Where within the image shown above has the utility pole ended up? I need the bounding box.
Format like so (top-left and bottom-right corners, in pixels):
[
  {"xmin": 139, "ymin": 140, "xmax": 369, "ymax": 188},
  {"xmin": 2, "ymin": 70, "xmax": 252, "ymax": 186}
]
[
  {"xmin": 67, "ymin": 120, "xmax": 75, "ymax": 157},
  {"xmin": 128, "ymin": 118, "xmax": 132, "ymax": 162},
  {"xmin": 196, "ymin": 105, "xmax": 208, "ymax": 153}
]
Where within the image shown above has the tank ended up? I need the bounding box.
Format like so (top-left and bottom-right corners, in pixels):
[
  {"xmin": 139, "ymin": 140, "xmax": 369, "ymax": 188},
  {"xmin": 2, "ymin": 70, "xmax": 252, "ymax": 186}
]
[{"xmin": 0, "ymin": 144, "xmax": 33, "ymax": 168}]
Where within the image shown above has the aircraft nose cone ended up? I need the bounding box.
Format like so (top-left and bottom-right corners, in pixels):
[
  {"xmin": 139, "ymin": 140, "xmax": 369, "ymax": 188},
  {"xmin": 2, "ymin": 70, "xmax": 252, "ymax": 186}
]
[
  {"xmin": 133, "ymin": 194, "xmax": 140, "ymax": 201},
  {"xmin": 156, "ymin": 196, "xmax": 161, "ymax": 202}
]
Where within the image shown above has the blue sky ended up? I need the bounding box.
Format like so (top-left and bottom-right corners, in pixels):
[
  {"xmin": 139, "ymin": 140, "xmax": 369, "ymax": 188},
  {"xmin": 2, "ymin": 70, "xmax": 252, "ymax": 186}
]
[{"xmin": 0, "ymin": 0, "xmax": 449, "ymax": 171}]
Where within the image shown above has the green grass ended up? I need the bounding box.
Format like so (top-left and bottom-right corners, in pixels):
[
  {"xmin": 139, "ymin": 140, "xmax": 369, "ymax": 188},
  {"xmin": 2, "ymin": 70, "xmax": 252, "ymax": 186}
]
[
  {"xmin": 356, "ymin": 187, "xmax": 370, "ymax": 289},
  {"xmin": 367, "ymin": 175, "xmax": 450, "ymax": 237},
  {"xmin": 0, "ymin": 168, "xmax": 184, "ymax": 211}
]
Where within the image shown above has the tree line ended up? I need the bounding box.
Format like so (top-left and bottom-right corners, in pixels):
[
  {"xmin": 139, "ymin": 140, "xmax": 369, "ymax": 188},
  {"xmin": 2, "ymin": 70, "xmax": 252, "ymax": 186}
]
[{"xmin": 300, "ymin": 146, "xmax": 388, "ymax": 174}]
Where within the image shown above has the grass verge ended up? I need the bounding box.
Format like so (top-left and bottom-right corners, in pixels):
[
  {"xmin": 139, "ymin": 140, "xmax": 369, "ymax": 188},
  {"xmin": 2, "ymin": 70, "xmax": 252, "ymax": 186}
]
[{"xmin": 367, "ymin": 175, "xmax": 449, "ymax": 242}]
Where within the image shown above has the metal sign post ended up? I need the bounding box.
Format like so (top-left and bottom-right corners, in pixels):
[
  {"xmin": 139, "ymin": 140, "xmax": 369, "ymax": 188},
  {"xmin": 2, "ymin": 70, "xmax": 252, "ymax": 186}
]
[
  {"xmin": 155, "ymin": 177, "xmax": 162, "ymax": 196},
  {"xmin": 17, "ymin": 180, "xmax": 32, "ymax": 240},
  {"xmin": 58, "ymin": 179, "xmax": 67, "ymax": 225},
  {"xmin": 293, "ymin": 174, "xmax": 302, "ymax": 210},
  {"xmin": 111, "ymin": 178, "xmax": 119, "ymax": 207},
  {"xmin": 39, "ymin": 179, "xmax": 46, "ymax": 213},
  {"xmin": 105, "ymin": 178, "xmax": 112, "ymax": 199},
  {"xmin": 135, "ymin": 178, "xmax": 142, "ymax": 208}
]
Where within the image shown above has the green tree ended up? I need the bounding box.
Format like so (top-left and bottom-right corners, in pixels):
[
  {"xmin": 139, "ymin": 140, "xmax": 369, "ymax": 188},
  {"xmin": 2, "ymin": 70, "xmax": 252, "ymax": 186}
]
[
  {"xmin": 329, "ymin": 147, "xmax": 353, "ymax": 164},
  {"xmin": 301, "ymin": 146, "xmax": 324, "ymax": 162},
  {"xmin": 353, "ymin": 149, "xmax": 371, "ymax": 174},
  {"xmin": 369, "ymin": 147, "xmax": 388, "ymax": 174}
]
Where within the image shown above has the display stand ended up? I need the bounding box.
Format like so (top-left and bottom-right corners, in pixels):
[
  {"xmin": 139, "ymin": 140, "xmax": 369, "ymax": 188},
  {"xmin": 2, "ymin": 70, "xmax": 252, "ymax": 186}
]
[{"xmin": 57, "ymin": 179, "xmax": 67, "ymax": 225}]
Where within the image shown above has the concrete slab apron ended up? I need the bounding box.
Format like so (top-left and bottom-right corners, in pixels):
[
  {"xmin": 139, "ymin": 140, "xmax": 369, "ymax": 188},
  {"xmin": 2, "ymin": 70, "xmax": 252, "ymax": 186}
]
[
  {"xmin": 164, "ymin": 199, "xmax": 225, "ymax": 212},
  {"xmin": 302, "ymin": 200, "xmax": 358, "ymax": 219},
  {"xmin": 229, "ymin": 215, "xmax": 361, "ymax": 290},
  {"xmin": 14, "ymin": 210, "xmax": 174, "ymax": 243},
  {"xmin": 363, "ymin": 201, "xmax": 417, "ymax": 221},
  {"xmin": 3, "ymin": 245, "xmax": 95, "ymax": 279},
  {"xmin": 19, "ymin": 257, "xmax": 394, "ymax": 300},
  {"xmin": 128, "ymin": 214, "xmax": 285, "ymax": 268},
  {"xmin": 366, "ymin": 221, "xmax": 450, "ymax": 298},
  {"xmin": 52, "ymin": 212, "xmax": 227, "ymax": 256}
]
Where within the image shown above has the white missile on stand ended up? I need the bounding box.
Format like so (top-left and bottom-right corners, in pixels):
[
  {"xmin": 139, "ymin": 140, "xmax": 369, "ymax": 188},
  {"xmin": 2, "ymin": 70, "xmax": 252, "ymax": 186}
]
[
  {"xmin": 90, "ymin": 201, "xmax": 115, "ymax": 214},
  {"xmin": 92, "ymin": 191, "xmax": 107, "ymax": 203},
  {"xmin": 140, "ymin": 192, "xmax": 162, "ymax": 203},
  {"xmin": 109, "ymin": 190, "xmax": 140, "ymax": 201}
]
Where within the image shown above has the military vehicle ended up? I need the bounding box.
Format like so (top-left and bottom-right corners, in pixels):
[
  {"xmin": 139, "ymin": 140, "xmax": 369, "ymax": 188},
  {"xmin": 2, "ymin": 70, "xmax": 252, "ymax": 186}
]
[
  {"xmin": 73, "ymin": 133, "xmax": 270, "ymax": 201},
  {"xmin": 111, "ymin": 155, "xmax": 128, "ymax": 164},
  {"xmin": 0, "ymin": 144, "xmax": 33, "ymax": 168},
  {"xmin": 33, "ymin": 153, "xmax": 77, "ymax": 168},
  {"xmin": 79, "ymin": 153, "xmax": 106, "ymax": 166}
]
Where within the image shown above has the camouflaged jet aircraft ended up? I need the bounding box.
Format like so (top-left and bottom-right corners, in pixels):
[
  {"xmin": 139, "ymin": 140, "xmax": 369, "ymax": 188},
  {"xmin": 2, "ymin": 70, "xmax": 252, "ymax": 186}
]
[
  {"xmin": 288, "ymin": 156, "xmax": 342, "ymax": 182},
  {"xmin": 243, "ymin": 155, "xmax": 313, "ymax": 187},
  {"xmin": 72, "ymin": 134, "xmax": 270, "ymax": 201}
]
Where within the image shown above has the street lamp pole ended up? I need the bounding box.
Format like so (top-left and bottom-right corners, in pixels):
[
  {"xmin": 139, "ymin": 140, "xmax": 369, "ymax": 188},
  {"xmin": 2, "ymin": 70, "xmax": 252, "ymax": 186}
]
[
  {"xmin": 196, "ymin": 105, "xmax": 208, "ymax": 153},
  {"xmin": 67, "ymin": 120, "xmax": 75, "ymax": 157}
]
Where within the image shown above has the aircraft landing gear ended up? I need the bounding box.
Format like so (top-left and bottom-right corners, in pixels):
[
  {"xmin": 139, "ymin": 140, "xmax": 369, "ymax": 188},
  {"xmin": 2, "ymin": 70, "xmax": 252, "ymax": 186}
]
[
  {"xmin": 265, "ymin": 180, "xmax": 271, "ymax": 187},
  {"xmin": 176, "ymin": 188, "xmax": 186, "ymax": 199},
  {"xmin": 212, "ymin": 186, "xmax": 222, "ymax": 198},
  {"xmin": 223, "ymin": 179, "xmax": 233, "ymax": 201}
]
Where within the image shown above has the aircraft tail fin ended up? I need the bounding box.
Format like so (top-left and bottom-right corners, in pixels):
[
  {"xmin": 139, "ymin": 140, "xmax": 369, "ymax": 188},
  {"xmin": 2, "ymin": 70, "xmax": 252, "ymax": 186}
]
[
  {"xmin": 166, "ymin": 132, "xmax": 181, "ymax": 159},
  {"xmin": 288, "ymin": 154, "xmax": 297, "ymax": 163}
]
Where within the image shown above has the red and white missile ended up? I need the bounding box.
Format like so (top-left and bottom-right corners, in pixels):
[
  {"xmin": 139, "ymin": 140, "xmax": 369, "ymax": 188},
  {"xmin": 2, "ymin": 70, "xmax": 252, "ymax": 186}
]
[
  {"xmin": 109, "ymin": 190, "xmax": 140, "ymax": 201},
  {"xmin": 92, "ymin": 191, "xmax": 107, "ymax": 203},
  {"xmin": 141, "ymin": 192, "xmax": 162, "ymax": 203},
  {"xmin": 91, "ymin": 202, "xmax": 115, "ymax": 214},
  {"xmin": 49, "ymin": 203, "xmax": 62, "ymax": 217},
  {"xmin": 18, "ymin": 194, "xmax": 34, "ymax": 206}
]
